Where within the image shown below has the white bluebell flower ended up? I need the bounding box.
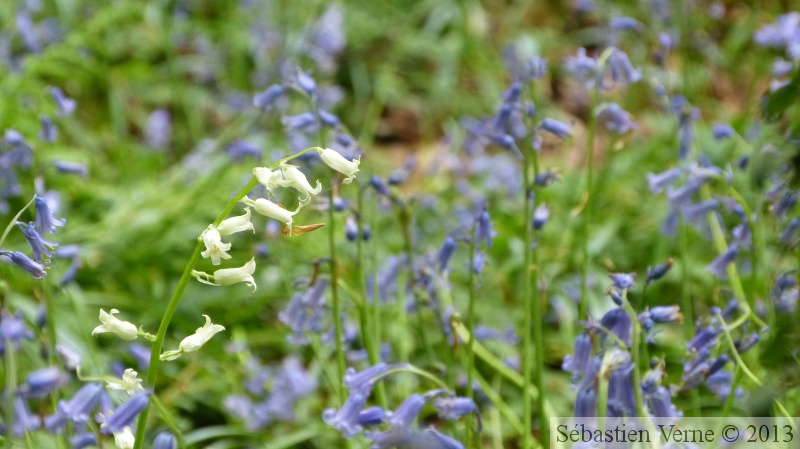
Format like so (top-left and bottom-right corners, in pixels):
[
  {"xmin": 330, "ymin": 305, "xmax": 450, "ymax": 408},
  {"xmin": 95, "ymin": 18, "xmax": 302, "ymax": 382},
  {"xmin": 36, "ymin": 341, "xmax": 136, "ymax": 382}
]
[
  {"xmin": 161, "ymin": 315, "xmax": 226, "ymax": 361},
  {"xmin": 280, "ymin": 162, "xmax": 322, "ymax": 205},
  {"xmin": 106, "ymin": 368, "xmax": 144, "ymax": 396},
  {"xmin": 200, "ymin": 225, "xmax": 232, "ymax": 266},
  {"xmin": 216, "ymin": 207, "xmax": 254, "ymax": 235},
  {"xmin": 317, "ymin": 147, "xmax": 360, "ymax": 184},
  {"xmin": 113, "ymin": 426, "xmax": 135, "ymax": 449},
  {"xmin": 242, "ymin": 197, "xmax": 300, "ymax": 233},
  {"xmin": 92, "ymin": 309, "xmax": 139, "ymax": 341}
]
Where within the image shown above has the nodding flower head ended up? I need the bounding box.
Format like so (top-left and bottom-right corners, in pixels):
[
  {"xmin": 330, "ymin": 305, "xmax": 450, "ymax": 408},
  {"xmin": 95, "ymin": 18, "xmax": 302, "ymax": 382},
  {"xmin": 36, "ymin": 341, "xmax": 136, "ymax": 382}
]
[
  {"xmin": 241, "ymin": 197, "xmax": 300, "ymax": 234},
  {"xmin": 280, "ymin": 162, "xmax": 322, "ymax": 205},
  {"xmin": 100, "ymin": 392, "xmax": 151, "ymax": 435},
  {"xmin": 192, "ymin": 257, "xmax": 257, "ymax": 291},
  {"xmin": 2, "ymin": 251, "xmax": 48, "ymax": 279},
  {"xmin": 253, "ymin": 84, "xmax": 284, "ymax": 110},
  {"xmin": 34, "ymin": 196, "xmax": 65, "ymax": 235},
  {"xmin": 200, "ymin": 226, "xmax": 232, "ymax": 266},
  {"xmin": 707, "ymin": 244, "xmax": 738, "ymax": 280},
  {"xmin": 161, "ymin": 315, "xmax": 226, "ymax": 361},
  {"xmin": 609, "ymin": 273, "xmax": 635, "ymax": 290},
  {"xmin": 316, "ymin": 148, "xmax": 360, "ymax": 184},
  {"xmin": 322, "ymin": 391, "xmax": 368, "ymax": 438},
  {"xmin": 91, "ymin": 309, "xmax": 139, "ymax": 341},
  {"xmin": 538, "ymin": 118, "xmax": 572, "ymax": 138},
  {"xmin": 215, "ymin": 207, "xmax": 255, "ymax": 236}
]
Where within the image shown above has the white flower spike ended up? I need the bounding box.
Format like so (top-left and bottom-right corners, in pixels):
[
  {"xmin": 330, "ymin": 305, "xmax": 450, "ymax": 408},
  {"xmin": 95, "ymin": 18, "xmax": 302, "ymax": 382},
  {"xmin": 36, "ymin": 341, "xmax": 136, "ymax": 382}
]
[
  {"xmin": 216, "ymin": 207, "xmax": 255, "ymax": 235},
  {"xmin": 280, "ymin": 162, "xmax": 322, "ymax": 205},
  {"xmin": 241, "ymin": 197, "xmax": 300, "ymax": 234},
  {"xmin": 92, "ymin": 309, "xmax": 139, "ymax": 341},
  {"xmin": 160, "ymin": 315, "xmax": 225, "ymax": 361},
  {"xmin": 200, "ymin": 225, "xmax": 232, "ymax": 266},
  {"xmin": 192, "ymin": 257, "xmax": 257, "ymax": 291},
  {"xmin": 317, "ymin": 148, "xmax": 360, "ymax": 184},
  {"xmin": 106, "ymin": 368, "xmax": 145, "ymax": 396}
]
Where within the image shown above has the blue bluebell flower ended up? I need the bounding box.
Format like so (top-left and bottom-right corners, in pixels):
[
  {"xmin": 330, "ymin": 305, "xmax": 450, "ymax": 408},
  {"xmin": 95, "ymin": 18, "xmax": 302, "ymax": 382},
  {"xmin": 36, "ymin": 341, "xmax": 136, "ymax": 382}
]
[
  {"xmin": 436, "ymin": 237, "xmax": 457, "ymax": 272},
  {"xmin": 712, "ymin": 123, "xmax": 734, "ymax": 140},
  {"xmin": 535, "ymin": 170, "xmax": 561, "ymax": 187},
  {"xmin": 18, "ymin": 221, "xmax": 57, "ymax": 262},
  {"xmin": 388, "ymin": 393, "xmax": 425, "ymax": 429},
  {"xmin": 39, "ymin": 116, "xmax": 57, "ymax": 142},
  {"xmin": 426, "ymin": 428, "xmax": 465, "ymax": 449},
  {"xmin": 282, "ymin": 113, "xmax": 318, "ymax": 132},
  {"xmin": 682, "ymin": 199, "xmax": 718, "ymax": 224},
  {"xmin": 667, "ymin": 181, "xmax": 700, "ymax": 209},
  {"xmin": 16, "ymin": 12, "xmax": 41, "ymax": 52},
  {"xmin": 369, "ymin": 175, "xmax": 392, "ymax": 197},
  {"xmin": 279, "ymin": 279, "xmax": 329, "ymax": 345},
  {"xmin": 563, "ymin": 332, "xmax": 593, "ymax": 381},
  {"xmin": 779, "ymin": 218, "xmax": 799, "ymax": 246},
  {"xmin": 532, "ymin": 203, "xmax": 550, "ymax": 230},
  {"xmin": 55, "ymin": 344, "xmax": 82, "ymax": 371},
  {"xmin": 318, "ymin": 109, "xmax": 340, "ymax": 127},
  {"xmin": 687, "ymin": 325, "xmax": 720, "ymax": 353},
  {"xmin": 539, "ymin": 118, "xmax": 572, "ymax": 138},
  {"xmin": 358, "ymin": 406, "xmax": 388, "ymax": 426},
  {"xmin": 609, "ymin": 273, "xmax": 635, "ymax": 290},
  {"xmin": 564, "ymin": 48, "xmax": 599, "ymax": 88},
  {"xmin": 153, "ymin": 432, "xmax": 176, "ymax": 449},
  {"xmin": 22, "ymin": 366, "xmax": 68, "ymax": 397},
  {"xmin": 599, "ymin": 307, "xmax": 632, "ymax": 346},
  {"xmin": 100, "ymin": 391, "xmax": 151, "ymax": 434},
  {"xmin": 574, "ymin": 388, "xmax": 597, "ymax": 417},
  {"xmin": 366, "ymin": 255, "xmax": 406, "ymax": 304},
  {"xmin": 2, "ymin": 251, "xmax": 48, "ymax": 279},
  {"xmin": 146, "ymin": 109, "xmax": 171, "ymax": 149},
  {"xmin": 605, "ymin": 48, "xmax": 641, "ymax": 87},
  {"xmin": 44, "ymin": 383, "xmax": 103, "ymax": 430},
  {"xmin": 434, "ymin": 395, "xmax": 480, "ymax": 429},
  {"xmin": 474, "ymin": 211, "xmax": 495, "ymax": 248},
  {"xmin": 129, "ymin": 343, "xmax": 151, "ymax": 371},
  {"xmin": 607, "ymin": 362, "xmax": 636, "ymax": 417},
  {"xmin": 296, "ymin": 71, "xmax": 317, "ymax": 96},
  {"xmin": 344, "ymin": 215, "xmax": 359, "ymax": 242},
  {"xmin": 646, "ymin": 386, "xmax": 681, "ymax": 418},
  {"xmin": 10, "ymin": 396, "xmax": 41, "ymax": 435},
  {"xmin": 597, "ymin": 103, "xmax": 636, "ymax": 134},
  {"xmin": 322, "ymin": 391, "xmax": 368, "ymax": 438},
  {"xmin": 647, "ymin": 168, "xmax": 681, "ymax": 193},
  {"xmin": 50, "ymin": 87, "xmax": 76, "ymax": 116},
  {"xmin": 646, "ymin": 259, "xmax": 673, "ymax": 285},
  {"xmin": 253, "ymin": 84, "xmax": 285, "ymax": 110},
  {"xmin": 225, "ymin": 140, "xmax": 262, "ymax": 162},
  {"xmin": 647, "ymin": 306, "xmax": 683, "ymax": 324},
  {"xmin": 772, "ymin": 58, "xmax": 794, "ymax": 77},
  {"xmin": 707, "ymin": 244, "xmax": 738, "ymax": 280},
  {"xmin": 53, "ymin": 160, "xmax": 88, "ymax": 177},
  {"xmin": 771, "ymin": 190, "xmax": 796, "ymax": 220},
  {"xmin": 69, "ymin": 432, "xmax": 97, "ymax": 449},
  {"xmin": 344, "ymin": 363, "xmax": 389, "ymax": 394},
  {"xmin": 754, "ymin": 13, "xmax": 800, "ymax": 57},
  {"xmin": 705, "ymin": 370, "xmax": 742, "ymax": 400},
  {"xmin": 34, "ymin": 196, "xmax": 65, "ymax": 235}
]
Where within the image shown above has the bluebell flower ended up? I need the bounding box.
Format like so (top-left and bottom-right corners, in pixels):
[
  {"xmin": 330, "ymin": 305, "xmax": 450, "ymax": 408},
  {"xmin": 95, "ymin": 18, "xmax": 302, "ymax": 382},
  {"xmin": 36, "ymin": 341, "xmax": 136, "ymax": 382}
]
[
  {"xmin": 56, "ymin": 344, "xmax": 82, "ymax": 371},
  {"xmin": 146, "ymin": 109, "xmax": 171, "ymax": 149},
  {"xmin": 11, "ymin": 396, "xmax": 41, "ymax": 435},
  {"xmin": 54, "ymin": 160, "xmax": 88, "ymax": 177},
  {"xmin": 779, "ymin": 218, "xmax": 800, "ymax": 246},
  {"xmin": 296, "ymin": 71, "xmax": 317, "ymax": 96},
  {"xmin": 607, "ymin": 362, "xmax": 636, "ymax": 417},
  {"xmin": 471, "ymin": 250, "xmax": 488, "ymax": 274},
  {"xmin": 322, "ymin": 391, "xmax": 367, "ymax": 438},
  {"xmin": 369, "ymin": 175, "xmax": 392, "ymax": 197},
  {"xmin": 2, "ymin": 251, "xmax": 48, "ymax": 279},
  {"xmin": 754, "ymin": 13, "xmax": 800, "ymax": 56},
  {"xmin": 535, "ymin": 170, "xmax": 561, "ymax": 187},
  {"xmin": 426, "ymin": 429, "xmax": 465, "ymax": 449},
  {"xmin": 707, "ymin": 244, "xmax": 738, "ymax": 280},
  {"xmin": 344, "ymin": 363, "xmax": 389, "ymax": 394},
  {"xmin": 129, "ymin": 343, "xmax": 151, "ymax": 371},
  {"xmin": 282, "ymin": 112, "xmax": 319, "ymax": 132},
  {"xmin": 366, "ymin": 255, "xmax": 406, "ymax": 304},
  {"xmin": 597, "ymin": 103, "xmax": 636, "ymax": 134},
  {"xmin": 563, "ymin": 332, "xmax": 593, "ymax": 381},
  {"xmin": 772, "ymin": 58, "xmax": 794, "ymax": 77},
  {"xmin": 388, "ymin": 393, "xmax": 425, "ymax": 429},
  {"xmin": 16, "ymin": 12, "xmax": 41, "ymax": 53},
  {"xmin": 225, "ymin": 140, "xmax": 262, "ymax": 162},
  {"xmin": 605, "ymin": 48, "xmax": 641, "ymax": 87},
  {"xmin": 705, "ymin": 370, "xmax": 742, "ymax": 400},
  {"xmin": 22, "ymin": 366, "xmax": 68, "ymax": 397},
  {"xmin": 677, "ymin": 107, "xmax": 700, "ymax": 160},
  {"xmin": 45, "ymin": 383, "xmax": 103, "ymax": 430},
  {"xmin": 712, "ymin": 123, "xmax": 734, "ymax": 140},
  {"xmin": 564, "ymin": 48, "xmax": 599, "ymax": 88},
  {"xmin": 344, "ymin": 216, "xmax": 359, "ymax": 242},
  {"xmin": 687, "ymin": 325, "xmax": 720, "ymax": 353},
  {"xmin": 532, "ymin": 203, "xmax": 550, "ymax": 230},
  {"xmin": 647, "ymin": 306, "xmax": 683, "ymax": 324},
  {"xmin": 474, "ymin": 211, "xmax": 495, "ymax": 248},
  {"xmin": 599, "ymin": 307, "xmax": 632, "ymax": 346},
  {"xmin": 647, "ymin": 168, "xmax": 682, "ymax": 194},
  {"xmin": 279, "ymin": 279, "xmax": 329, "ymax": 345},
  {"xmin": 682, "ymin": 199, "xmax": 718, "ymax": 224},
  {"xmin": 361, "ymin": 224, "xmax": 372, "ymax": 241},
  {"xmin": 308, "ymin": 5, "xmax": 345, "ymax": 72},
  {"xmin": 667, "ymin": 181, "xmax": 700, "ymax": 209},
  {"xmin": 18, "ymin": 221, "xmax": 57, "ymax": 262},
  {"xmin": 646, "ymin": 259, "xmax": 673, "ymax": 285},
  {"xmin": 39, "ymin": 116, "xmax": 57, "ymax": 142},
  {"xmin": 574, "ymin": 388, "xmax": 597, "ymax": 417},
  {"xmin": 771, "ymin": 190, "xmax": 796, "ymax": 220},
  {"xmin": 646, "ymin": 386, "xmax": 682, "ymax": 418},
  {"xmin": 358, "ymin": 406, "xmax": 388, "ymax": 426},
  {"xmin": 539, "ymin": 117, "xmax": 572, "ymax": 138},
  {"xmin": 50, "ymin": 87, "xmax": 76, "ymax": 116},
  {"xmin": 610, "ymin": 17, "xmax": 644, "ymax": 31},
  {"xmin": 436, "ymin": 237, "xmax": 457, "ymax": 272},
  {"xmin": 253, "ymin": 84, "xmax": 285, "ymax": 110},
  {"xmin": 33, "ymin": 196, "xmax": 65, "ymax": 235},
  {"xmin": 101, "ymin": 391, "xmax": 151, "ymax": 434},
  {"xmin": 69, "ymin": 432, "xmax": 97, "ymax": 449},
  {"xmin": 318, "ymin": 109, "xmax": 340, "ymax": 127},
  {"xmin": 609, "ymin": 273, "xmax": 635, "ymax": 290},
  {"xmin": 433, "ymin": 395, "xmax": 479, "ymax": 429},
  {"xmin": 153, "ymin": 432, "xmax": 176, "ymax": 449}
]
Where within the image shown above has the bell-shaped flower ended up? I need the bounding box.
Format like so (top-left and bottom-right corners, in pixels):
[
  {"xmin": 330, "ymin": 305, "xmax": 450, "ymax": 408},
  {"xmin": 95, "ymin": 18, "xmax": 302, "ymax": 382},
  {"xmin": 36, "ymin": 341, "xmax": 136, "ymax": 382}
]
[
  {"xmin": 280, "ymin": 162, "xmax": 322, "ymax": 205},
  {"xmin": 192, "ymin": 257, "xmax": 257, "ymax": 291},
  {"xmin": 92, "ymin": 309, "xmax": 139, "ymax": 341},
  {"xmin": 316, "ymin": 148, "xmax": 360, "ymax": 184},
  {"xmin": 200, "ymin": 225, "xmax": 232, "ymax": 266},
  {"xmin": 113, "ymin": 426, "xmax": 135, "ymax": 449},
  {"xmin": 252, "ymin": 167, "xmax": 284, "ymax": 191},
  {"xmin": 160, "ymin": 315, "xmax": 225, "ymax": 361},
  {"xmin": 216, "ymin": 207, "xmax": 254, "ymax": 235},
  {"xmin": 241, "ymin": 197, "xmax": 300, "ymax": 234},
  {"xmin": 106, "ymin": 368, "xmax": 144, "ymax": 396}
]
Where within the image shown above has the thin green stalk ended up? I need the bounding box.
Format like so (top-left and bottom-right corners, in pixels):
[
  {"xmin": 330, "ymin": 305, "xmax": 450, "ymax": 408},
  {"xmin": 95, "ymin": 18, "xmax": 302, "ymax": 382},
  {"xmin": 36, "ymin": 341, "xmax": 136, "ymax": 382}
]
[
  {"xmin": 4, "ymin": 338, "xmax": 16, "ymax": 449},
  {"xmin": 151, "ymin": 395, "xmax": 185, "ymax": 449},
  {"xmin": 579, "ymin": 86, "xmax": 599, "ymax": 320},
  {"xmin": 0, "ymin": 196, "xmax": 36, "ymax": 248},
  {"xmin": 678, "ymin": 218, "xmax": 701, "ymax": 415},
  {"xmin": 466, "ymin": 217, "xmax": 478, "ymax": 401},
  {"xmin": 522, "ymin": 147, "xmax": 534, "ymax": 449},
  {"xmin": 327, "ymin": 186, "xmax": 346, "ymax": 403},
  {"xmin": 134, "ymin": 148, "xmax": 319, "ymax": 449}
]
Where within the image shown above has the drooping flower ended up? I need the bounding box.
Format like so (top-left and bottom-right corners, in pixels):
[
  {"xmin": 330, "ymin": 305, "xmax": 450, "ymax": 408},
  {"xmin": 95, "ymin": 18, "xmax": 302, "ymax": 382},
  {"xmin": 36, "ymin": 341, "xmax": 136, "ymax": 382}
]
[
  {"xmin": 322, "ymin": 391, "xmax": 368, "ymax": 438},
  {"xmin": 92, "ymin": 309, "xmax": 139, "ymax": 341},
  {"xmin": 242, "ymin": 197, "xmax": 300, "ymax": 233},
  {"xmin": 34, "ymin": 196, "xmax": 65, "ymax": 234},
  {"xmin": 1, "ymin": 250, "xmax": 48, "ymax": 279},
  {"xmin": 280, "ymin": 162, "xmax": 322, "ymax": 205},
  {"xmin": 153, "ymin": 432, "xmax": 176, "ymax": 449},
  {"xmin": 317, "ymin": 148, "xmax": 360, "ymax": 184},
  {"xmin": 388, "ymin": 394, "xmax": 426, "ymax": 429},
  {"xmin": 200, "ymin": 225, "xmax": 232, "ymax": 266},
  {"xmin": 106, "ymin": 368, "xmax": 145, "ymax": 396},
  {"xmin": 101, "ymin": 392, "xmax": 151, "ymax": 434},
  {"xmin": 609, "ymin": 273, "xmax": 635, "ymax": 290},
  {"xmin": 161, "ymin": 315, "xmax": 225, "ymax": 361},
  {"xmin": 113, "ymin": 426, "xmax": 135, "ymax": 449},
  {"xmin": 707, "ymin": 244, "xmax": 738, "ymax": 279},
  {"xmin": 21, "ymin": 366, "xmax": 68, "ymax": 398},
  {"xmin": 539, "ymin": 117, "xmax": 572, "ymax": 138},
  {"xmin": 216, "ymin": 207, "xmax": 255, "ymax": 235}
]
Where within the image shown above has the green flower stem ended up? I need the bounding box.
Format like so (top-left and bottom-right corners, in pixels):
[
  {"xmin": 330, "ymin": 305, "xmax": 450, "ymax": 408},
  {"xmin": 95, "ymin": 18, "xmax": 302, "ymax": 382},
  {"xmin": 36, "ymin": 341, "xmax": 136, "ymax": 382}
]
[
  {"xmin": 0, "ymin": 195, "xmax": 36, "ymax": 248},
  {"xmin": 466, "ymin": 217, "xmax": 478, "ymax": 400},
  {"xmin": 4, "ymin": 337, "xmax": 16, "ymax": 449},
  {"xmin": 720, "ymin": 367, "xmax": 745, "ymax": 418},
  {"xmin": 579, "ymin": 85, "xmax": 599, "ymax": 321},
  {"xmin": 699, "ymin": 185, "xmax": 766, "ymax": 328},
  {"xmin": 151, "ymin": 395, "xmax": 185, "ymax": 449},
  {"xmin": 521, "ymin": 146, "xmax": 534, "ymax": 449},
  {"xmin": 134, "ymin": 147, "xmax": 320, "ymax": 449},
  {"xmin": 327, "ymin": 185, "xmax": 347, "ymax": 403},
  {"xmin": 471, "ymin": 369, "xmax": 523, "ymax": 435}
]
